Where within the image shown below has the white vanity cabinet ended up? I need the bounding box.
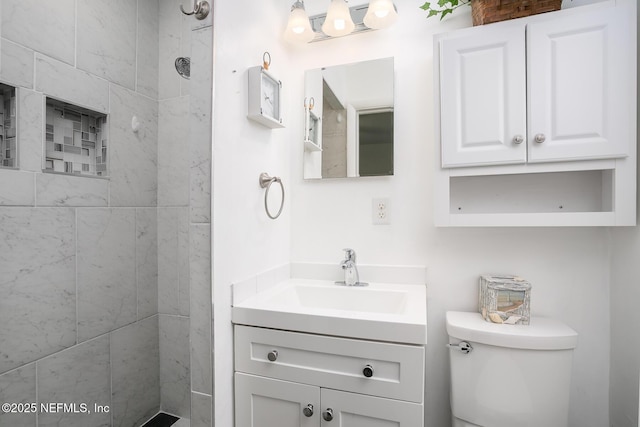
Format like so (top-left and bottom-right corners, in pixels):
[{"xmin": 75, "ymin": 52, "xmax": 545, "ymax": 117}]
[
  {"xmin": 234, "ymin": 325, "xmax": 425, "ymax": 427},
  {"xmin": 434, "ymin": 1, "xmax": 636, "ymax": 226}
]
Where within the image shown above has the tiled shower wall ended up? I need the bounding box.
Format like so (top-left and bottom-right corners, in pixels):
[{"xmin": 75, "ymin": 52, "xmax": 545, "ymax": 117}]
[
  {"xmin": 157, "ymin": 0, "xmax": 213, "ymax": 424},
  {"xmin": 0, "ymin": 0, "xmax": 213, "ymax": 426}
]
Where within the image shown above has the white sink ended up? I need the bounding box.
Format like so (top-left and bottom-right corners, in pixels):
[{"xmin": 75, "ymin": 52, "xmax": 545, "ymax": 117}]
[{"xmin": 232, "ymin": 279, "xmax": 427, "ymax": 344}]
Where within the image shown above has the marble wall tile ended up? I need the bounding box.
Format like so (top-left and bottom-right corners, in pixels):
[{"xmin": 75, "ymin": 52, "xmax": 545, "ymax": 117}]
[
  {"xmin": 0, "ymin": 364, "xmax": 36, "ymax": 427},
  {"xmin": 17, "ymin": 88, "xmax": 43, "ymax": 173},
  {"xmin": 77, "ymin": 208, "xmax": 137, "ymax": 342},
  {"xmin": 190, "ymin": 392, "xmax": 212, "ymax": 427},
  {"xmin": 35, "ymin": 55, "xmax": 109, "ymax": 114},
  {"xmin": 109, "ymin": 85, "xmax": 158, "ymax": 207},
  {"xmin": 159, "ymin": 314, "xmax": 191, "ymax": 418},
  {"xmin": 137, "ymin": 0, "xmax": 160, "ymax": 99},
  {"xmin": 190, "ymin": 224, "xmax": 211, "ymax": 395},
  {"xmin": 158, "ymin": 0, "xmax": 183, "ymax": 100},
  {"xmin": 158, "ymin": 97, "xmax": 190, "ymax": 207},
  {"xmin": 158, "ymin": 208, "xmax": 190, "ymax": 316},
  {"xmin": 77, "ymin": 0, "xmax": 137, "ymax": 89},
  {"xmin": 0, "ymin": 208, "xmax": 76, "ymax": 374},
  {"xmin": 111, "ymin": 316, "xmax": 160, "ymax": 427},
  {"xmin": 1, "ymin": 0, "xmax": 75, "ymax": 65},
  {"xmin": 36, "ymin": 174, "xmax": 109, "ymax": 207},
  {"xmin": 37, "ymin": 336, "xmax": 111, "ymax": 427},
  {"xmin": 0, "ymin": 39, "xmax": 34, "ymax": 89},
  {"xmin": 189, "ymin": 27, "xmax": 212, "ymax": 223},
  {"xmin": 179, "ymin": 10, "xmax": 192, "ymax": 97},
  {"xmin": 137, "ymin": 208, "xmax": 159, "ymax": 319},
  {"xmin": 0, "ymin": 170, "xmax": 34, "ymax": 206}
]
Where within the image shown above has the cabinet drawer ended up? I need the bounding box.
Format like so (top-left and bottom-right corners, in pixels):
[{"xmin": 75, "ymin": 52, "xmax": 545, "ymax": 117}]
[{"xmin": 234, "ymin": 325, "xmax": 425, "ymax": 403}]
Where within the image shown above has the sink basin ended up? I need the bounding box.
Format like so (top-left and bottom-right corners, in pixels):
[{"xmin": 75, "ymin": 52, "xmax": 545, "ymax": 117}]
[{"xmin": 232, "ymin": 279, "xmax": 427, "ymax": 344}]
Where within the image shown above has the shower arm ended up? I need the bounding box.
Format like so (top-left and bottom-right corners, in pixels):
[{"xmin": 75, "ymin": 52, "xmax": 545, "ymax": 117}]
[{"xmin": 180, "ymin": 0, "xmax": 210, "ymax": 20}]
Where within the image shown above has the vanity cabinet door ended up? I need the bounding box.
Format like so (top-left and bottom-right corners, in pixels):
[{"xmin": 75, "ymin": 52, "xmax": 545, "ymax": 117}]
[
  {"xmin": 235, "ymin": 372, "xmax": 320, "ymax": 427},
  {"xmin": 439, "ymin": 24, "xmax": 527, "ymax": 168},
  {"xmin": 320, "ymin": 388, "xmax": 423, "ymax": 427},
  {"xmin": 527, "ymin": 5, "xmax": 632, "ymax": 163}
]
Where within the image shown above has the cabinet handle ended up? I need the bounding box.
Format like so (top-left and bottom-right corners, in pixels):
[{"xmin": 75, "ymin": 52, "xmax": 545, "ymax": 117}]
[
  {"xmin": 534, "ymin": 133, "xmax": 546, "ymax": 143},
  {"xmin": 363, "ymin": 364, "xmax": 374, "ymax": 378},
  {"xmin": 512, "ymin": 135, "xmax": 524, "ymax": 145},
  {"xmin": 267, "ymin": 350, "xmax": 278, "ymax": 362},
  {"xmin": 303, "ymin": 404, "xmax": 314, "ymax": 417},
  {"xmin": 322, "ymin": 408, "xmax": 334, "ymax": 421}
]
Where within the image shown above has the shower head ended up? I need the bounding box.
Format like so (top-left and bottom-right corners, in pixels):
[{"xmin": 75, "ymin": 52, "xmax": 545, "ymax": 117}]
[{"xmin": 175, "ymin": 57, "xmax": 191, "ymax": 79}]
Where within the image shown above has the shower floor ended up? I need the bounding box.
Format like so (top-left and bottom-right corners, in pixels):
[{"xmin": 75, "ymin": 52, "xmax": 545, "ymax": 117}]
[{"xmin": 142, "ymin": 412, "xmax": 187, "ymax": 427}]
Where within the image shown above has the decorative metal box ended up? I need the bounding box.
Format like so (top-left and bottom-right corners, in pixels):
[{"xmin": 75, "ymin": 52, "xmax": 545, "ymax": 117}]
[{"xmin": 479, "ymin": 275, "xmax": 531, "ymax": 325}]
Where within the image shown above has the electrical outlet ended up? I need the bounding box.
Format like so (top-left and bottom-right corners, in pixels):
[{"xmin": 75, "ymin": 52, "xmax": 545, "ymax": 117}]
[{"xmin": 372, "ymin": 198, "xmax": 390, "ymax": 225}]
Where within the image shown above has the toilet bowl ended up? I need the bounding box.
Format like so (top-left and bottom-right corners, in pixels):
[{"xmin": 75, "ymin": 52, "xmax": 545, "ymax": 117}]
[{"xmin": 446, "ymin": 311, "xmax": 578, "ymax": 427}]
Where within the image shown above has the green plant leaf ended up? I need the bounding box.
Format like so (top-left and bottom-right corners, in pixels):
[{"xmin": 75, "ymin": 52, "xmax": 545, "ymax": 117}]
[
  {"xmin": 440, "ymin": 8, "xmax": 453, "ymax": 20},
  {"xmin": 428, "ymin": 9, "xmax": 439, "ymax": 17},
  {"xmin": 419, "ymin": 2, "xmax": 430, "ymax": 10}
]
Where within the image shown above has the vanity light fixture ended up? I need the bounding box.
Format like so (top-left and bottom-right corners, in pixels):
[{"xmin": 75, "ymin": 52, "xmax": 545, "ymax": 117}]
[
  {"xmin": 363, "ymin": 0, "xmax": 398, "ymax": 29},
  {"xmin": 322, "ymin": 0, "xmax": 356, "ymax": 37},
  {"xmin": 284, "ymin": 0, "xmax": 398, "ymax": 44},
  {"xmin": 284, "ymin": 1, "xmax": 315, "ymax": 43}
]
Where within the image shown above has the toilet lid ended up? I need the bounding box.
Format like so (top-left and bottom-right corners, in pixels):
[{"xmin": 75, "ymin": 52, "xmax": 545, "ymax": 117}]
[{"xmin": 446, "ymin": 311, "xmax": 578, "ymax": 350}]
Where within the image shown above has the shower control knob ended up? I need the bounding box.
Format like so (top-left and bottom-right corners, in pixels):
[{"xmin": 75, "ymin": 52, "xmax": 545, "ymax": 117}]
[
  {"xmin": 363, "ymin": 364, "xmax": 374, "ymax": 378},
  {"xmin": 512, "ymin": 135, "xmax": 524, "ymax": 145},
  {"xmin": 303, "ymin": 404, "xmax": 314, "ymax": 417},
  {"xmin": 534, "ymin": 133, "xmax": 546, "ymax": 143},
  {"xmin": 322, "ymin": 408, "xmax": 334, "ymax": 422},
  {"xmin": 267, "ymin": 350, "xmax": 278, "ymax": 362}
]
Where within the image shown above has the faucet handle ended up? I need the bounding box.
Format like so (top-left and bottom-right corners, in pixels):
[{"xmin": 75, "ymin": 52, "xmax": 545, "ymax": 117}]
[{"xmin": 342, "ymin": 248, "xmax": 356, "ymax": 262}]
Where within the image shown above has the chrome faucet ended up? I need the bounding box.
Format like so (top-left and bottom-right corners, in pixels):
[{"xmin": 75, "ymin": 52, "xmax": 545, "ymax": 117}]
[{"xmin": 336, "ymin": 248, "xmax": 368, "ymax": 287}]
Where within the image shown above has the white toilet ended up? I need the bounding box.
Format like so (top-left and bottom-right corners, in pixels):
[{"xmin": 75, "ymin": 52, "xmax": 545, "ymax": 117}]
[{"xmin": 446, "ymin": 311, "xmax": 578, "ymax": 427}]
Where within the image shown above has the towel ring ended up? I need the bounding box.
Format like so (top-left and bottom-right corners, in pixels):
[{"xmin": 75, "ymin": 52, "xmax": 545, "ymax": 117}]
[{"xmin": 259, "ymin": 173, "xmax": 285, "ymax": 220}]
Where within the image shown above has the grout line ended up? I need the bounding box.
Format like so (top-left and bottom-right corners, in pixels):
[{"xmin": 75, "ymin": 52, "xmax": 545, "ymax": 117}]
[
  {"xmin": 34, "ymin": 362, "xmax": 39, "ymax": 426},
  {"xmin": 75, "ymin": 207, "xmax": 79, "ymax": 346}
]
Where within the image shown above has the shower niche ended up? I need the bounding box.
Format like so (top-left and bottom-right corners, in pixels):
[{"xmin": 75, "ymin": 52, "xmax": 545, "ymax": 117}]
[
  {"xmin": 44, "ymin": 98, "xmax": 108, "ymax": 177},
  {"xmin": 0, "ymin": 83, "xmax": 17, "ymax": 169}
]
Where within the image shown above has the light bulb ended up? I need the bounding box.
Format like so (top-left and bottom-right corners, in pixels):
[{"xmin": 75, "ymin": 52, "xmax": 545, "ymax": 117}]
[
  {"xmin": 284, "ymin": 1, "xmax": 315, "ymax": 43},
  {"xmin": 321, "ymin": 0, "xmax": 355, "ymax": 37},
  {"xmin": 363, "ymin": 0, "xmax": 397, "ymax": 30}
]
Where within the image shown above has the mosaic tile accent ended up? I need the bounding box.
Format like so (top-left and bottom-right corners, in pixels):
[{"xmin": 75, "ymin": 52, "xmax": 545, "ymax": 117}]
[
  {"xmin": 44, "ymin": 98, "xmax": 108, "ymax": 177},
  {"xmin": 0, "ymin": 83, "xmax": 17, "ymax": 168}
]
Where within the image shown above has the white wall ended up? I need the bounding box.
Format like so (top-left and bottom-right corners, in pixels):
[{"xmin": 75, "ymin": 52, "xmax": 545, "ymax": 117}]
[
  {"xmin": 288, "ymin": 2, "xmax": 611, "ymax": 426},
  {"xmin": 609, "ymin": 2, "xmax": 640, "ymax": 425},
  {"xmin": 212, "ymin": 1, "xmax": 292, "ymax": 426}
]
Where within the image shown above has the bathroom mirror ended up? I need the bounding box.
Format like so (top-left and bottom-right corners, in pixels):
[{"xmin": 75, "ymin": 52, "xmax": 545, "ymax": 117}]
[{"xmin": 303, "ymin": 57, "xmax": 394, "ymax": 180}]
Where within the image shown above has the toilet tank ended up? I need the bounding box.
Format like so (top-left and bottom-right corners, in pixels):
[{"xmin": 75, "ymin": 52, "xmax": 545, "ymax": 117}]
[{"xmin": 446, "ymin": 311, "xmax": 578, "ymax": 427}]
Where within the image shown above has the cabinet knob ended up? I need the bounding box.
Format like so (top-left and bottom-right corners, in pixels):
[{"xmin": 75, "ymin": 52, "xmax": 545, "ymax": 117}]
[
  {"xmin": 303, "ymin": 404, "xmax": 314, "ymax": 417},
  {"xmin": 534, "ymin": 133, "xmax": 546, "ymax": 143},
  {"xmin": 267, "ymin": 350, "xmax": 278, "ymax": 362},
  {"xmin": 363, "ymin": 364, "xmax": 374, "ymax": 378},
  {"xmin": 322, "ymin": 408, "xmax": 334, "ymax": 422},
  {"xmin": 512, "ymin": 135, "xmax": 524, "ymax": 145}
]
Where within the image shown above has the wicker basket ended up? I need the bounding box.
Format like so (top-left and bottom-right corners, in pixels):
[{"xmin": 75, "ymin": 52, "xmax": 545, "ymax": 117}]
[{"xmin": 471, "ymin": 0, "xmax": 562, "ymax": 26}]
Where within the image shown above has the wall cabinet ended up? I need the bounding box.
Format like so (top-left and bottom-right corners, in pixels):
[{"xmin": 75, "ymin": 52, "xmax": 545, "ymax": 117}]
[
  {"xmin": 234, "ymin": 325, "xmax": 425, "ymax": 427},
  {"xmin": 435, "ymin": 1, "xmax": 636, "ymax": 226},
  {"xmin": 440, "ymin": 5, "xmax": 631, "ymax": 168}
]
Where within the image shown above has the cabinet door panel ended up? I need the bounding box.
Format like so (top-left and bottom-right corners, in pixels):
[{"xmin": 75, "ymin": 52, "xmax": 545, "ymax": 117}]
[
  {"xmin": 235, "ymin": 373, "xmax": 319, "ymax": 427},
  {"xmin": 320, "ymin": 389, "xmax": 423, "ymax": 427},
  {"xmin": 528, "ymin": 5, "xmax": 632, "ymax": 162},
  {"xmin": 440, "ymin": 25, "xmax": 527, "ymax": 167}
]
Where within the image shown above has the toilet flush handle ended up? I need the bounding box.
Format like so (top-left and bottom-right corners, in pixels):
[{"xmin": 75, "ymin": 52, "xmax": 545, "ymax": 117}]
[{"xmin": 448, "ymin": 341, "xmax": 473, "ymax": 354}]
